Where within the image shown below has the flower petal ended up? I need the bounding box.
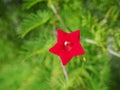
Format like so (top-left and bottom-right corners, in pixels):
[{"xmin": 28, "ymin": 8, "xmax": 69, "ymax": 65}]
[
  {"xmin": 49, "ymin": 43, "xmax": 64, "ymax": 55},
  {"xmin": 68, "ymin": 30, "xmax": 80, "ymax": 43},
  {"xmin": 59, "ymin": 51, "xmax": 73, "ymax": 65},
  {"xmin": 57, "ymin": 29, "xmax": 67, "ymax": 43},
  {"xmin": 71, "ymin": 42, "xmax": 85, "ymax": 56}
]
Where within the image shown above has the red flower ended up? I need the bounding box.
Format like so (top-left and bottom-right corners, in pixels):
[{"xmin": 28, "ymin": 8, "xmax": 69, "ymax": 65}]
[{"xmin": 49, "ymin": 29, "xmax": 85, "ymax": 65}]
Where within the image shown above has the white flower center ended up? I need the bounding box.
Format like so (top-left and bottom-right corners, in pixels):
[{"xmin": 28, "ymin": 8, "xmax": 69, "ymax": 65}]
[
  {"xmin": 64, "ymin": 41, "xmax": 69, "ymax": 46},
  {"xmin": 64, "ymin": 41, "xmax": 73, "ymax": 51}
]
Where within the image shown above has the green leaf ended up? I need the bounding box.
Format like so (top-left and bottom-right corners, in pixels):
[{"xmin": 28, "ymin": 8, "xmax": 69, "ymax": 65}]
[
  {"xmin": 21, "ymin": 10, "xmax": 51, "ymax": 38},
  {"xmin": 23, "ymin": 0, "xmax": 45, "ymax": 9}
]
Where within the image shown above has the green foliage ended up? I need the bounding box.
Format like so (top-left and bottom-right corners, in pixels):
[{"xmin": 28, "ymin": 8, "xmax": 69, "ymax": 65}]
[
  {"xmin": 21, "ymin": 10, "xmax": 52, "ymax": 38},
  {"xmin": 23, "ymin": 0, "xmax": 45, "ymax": 9},
  {"xmin": 0, "ymin": 0, "xmax": 120, "ymax": 90}
]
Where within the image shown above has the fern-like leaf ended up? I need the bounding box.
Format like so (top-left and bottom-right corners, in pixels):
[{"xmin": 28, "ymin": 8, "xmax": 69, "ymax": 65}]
[
  {"xmin": 21, "ymin": 10, "xmax": 51, "ymax": 38},
  {"xmin": 23, "ymin": 0, "xmax": 44, "ymax": 9}
]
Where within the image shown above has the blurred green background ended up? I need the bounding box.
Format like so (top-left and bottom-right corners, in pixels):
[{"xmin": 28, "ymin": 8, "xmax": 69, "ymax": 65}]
[{"xmin": 0, "ymin": 0, "xmax": 120, "ymax": 90}]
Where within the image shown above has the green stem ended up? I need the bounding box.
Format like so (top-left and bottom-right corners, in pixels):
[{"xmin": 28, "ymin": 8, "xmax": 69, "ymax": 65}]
[
  {"xmin": 53, "ymin": 23, "xmax": 69, "ymax": 83},
  {"xmin": 61, "ymin": 62, "xmax": 69, "ymax": 83},
  {"xmin": 49, "ymin": 0, "xmax": 72, "ymax": 32}
]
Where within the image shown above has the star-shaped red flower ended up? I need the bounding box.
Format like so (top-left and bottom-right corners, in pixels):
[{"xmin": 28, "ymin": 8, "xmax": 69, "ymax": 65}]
[{"xmin": 49, "ymin": 29, "xmax": 85, "ymax": 65}]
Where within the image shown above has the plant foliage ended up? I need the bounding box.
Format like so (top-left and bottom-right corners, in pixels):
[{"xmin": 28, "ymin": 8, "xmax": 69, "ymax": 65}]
[{"xmin": 0, "ymin": 0, "xmax": 120, "ymax": 90}]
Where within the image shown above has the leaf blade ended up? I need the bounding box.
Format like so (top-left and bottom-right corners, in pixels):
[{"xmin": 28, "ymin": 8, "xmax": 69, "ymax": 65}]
[{"xmin": 21, "ymin": 10, "xmax": 51, "ymax": 38}]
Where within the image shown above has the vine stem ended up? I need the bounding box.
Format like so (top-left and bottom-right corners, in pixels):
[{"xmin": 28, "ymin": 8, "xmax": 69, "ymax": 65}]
[
  {"xmin": 53, "ymin": 24, "xmax": 69, "ymax": 83},
  {"xmin": 50, "ymin": 0, "xmax": 69, "ymax": 83},
  {"xmin": 61, "ymin": 62, "xmax": 69, "ymax": 83},
  {"xmin": 49, "ymin": 0, "xmax": 72, "ymax": 32}
]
